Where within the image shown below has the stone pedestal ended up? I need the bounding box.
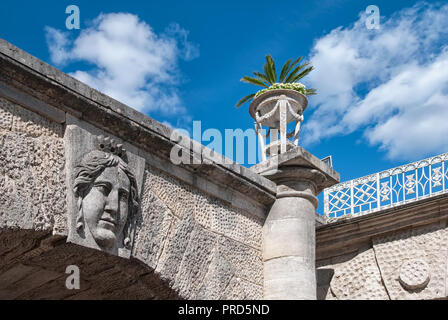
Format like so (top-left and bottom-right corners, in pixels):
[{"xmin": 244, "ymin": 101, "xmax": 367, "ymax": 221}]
[{"xmin": 251, "ymin": 147, "xmax": 340, "ymax": 300}]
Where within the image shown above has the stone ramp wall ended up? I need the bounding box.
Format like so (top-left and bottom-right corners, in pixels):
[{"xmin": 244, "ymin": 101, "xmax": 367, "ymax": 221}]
[
  {"xmin": 134, "ymin": 164, "xmax": 264, "ymax": 299},
  {"xmin": 0, "ymin": 38, "xmax": 275, "ymax": 299}
]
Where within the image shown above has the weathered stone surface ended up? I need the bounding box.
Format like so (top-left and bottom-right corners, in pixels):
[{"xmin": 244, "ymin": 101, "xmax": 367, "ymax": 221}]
[
  {"xmin": 399, "ymin": 259, "xmax": 430, "ymax": 290},
  {"xmin": 193, "ymin": 191, "xmax": 216, "ymax": 230},
  {"xmin": 128, "ymin": 161, "xmax": 266, "ymax": 299},
  {"xmin": 139, "ymin": 162, "xmax": 265, "ymax": 248},
  {"xmin": 0, "ymin": 38, "xmax": 277, "ymax": 209},
  {"xmin": 221, "ymin": 276, "xmax": 263, "ymax": 300},
  {"xmin": 154, "ymin": 210, "xmax": 195, "ymax": 285},
  {"xmin": 196, "ymin": 251, "xmax": 234, "ymax": 300},
  {"xmin": 251, "ymin": 147, "xmax": 340, "ymax": 193},
  {"xmin": 238, "ymin": 279, "xmax": 263, "ymax": 300},
  {"xmin": 316, "ymin": 193, "xmax": 448, "ymax": 300},
  {"xmin": 0, "ymin": 96, "xmax": 66, "ymax": 233},
  {"xmin": 326, "ymin": 248, "xmax": 389, "ymax": 300},
  {"xmin": 221, "ymin": 276, "xmax": 246, "ymax": 299},
  {"xmin": 173, "ymin": 224, "xmax": 217, "ymax": 298},
  {"xmin": 0, "ymin": 38, "xmax": 273, "ymax": 300},
  {"xmin": 131, "ymin": 161, "xmax": 265, "ymax": 299},
  {"xmin": 217, "ymin": 236, "xmax": 263, "ymax": 286},
  {"xmin": 133, "ymin": 181, "xmax": 174, "ymax": 269},
  {"xmin": 212, "ymin": 206, "xmax": 263, "ymax": 250},
  {"xmin": 0, "ymin": 81, "xmax": 65, "ymax": 124},
  {"xmin": 263, "ymin": 199, "xmax": 315, "ymax": 261},
  {"xmin": 264, "ymin": 256, "xmax": 316, "ymax": 300},
  {"xmin": 373, "ymin": 224, "xmax": 447, "ymax": 300}
]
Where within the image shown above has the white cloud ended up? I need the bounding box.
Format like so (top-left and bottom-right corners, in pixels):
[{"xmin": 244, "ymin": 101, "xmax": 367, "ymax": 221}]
[
  {"xmin": 45, "ymin": 13, "xmax": 199, "ymax": 118},
  {"xmin": 304, "ymin": 3, "xmax": 448, "ymax": 160}
]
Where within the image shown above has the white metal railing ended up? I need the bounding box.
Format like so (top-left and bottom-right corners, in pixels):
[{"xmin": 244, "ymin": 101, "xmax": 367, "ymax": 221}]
[{"xmin": 323, "ymin": 152, "xmax": 448, "ymax": 223}]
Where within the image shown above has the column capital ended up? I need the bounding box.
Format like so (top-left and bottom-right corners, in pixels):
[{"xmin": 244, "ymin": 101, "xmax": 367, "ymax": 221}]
[
  {"xmin": 270, "ymin": 166, "xmax": 327, "ymax": 187},
  {"xmin": 251, "ymin": 146, "xmax": 340, "ymax": 195}
]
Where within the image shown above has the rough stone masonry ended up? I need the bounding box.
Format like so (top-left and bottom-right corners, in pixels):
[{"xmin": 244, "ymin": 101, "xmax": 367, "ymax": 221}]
[
  {"xmin": 0, "ymin": 38, "xmax": 276, "ymax": 299},
  {"xmin": 1, "ymin": 38, "xmax": 448, "ymax": 300}
]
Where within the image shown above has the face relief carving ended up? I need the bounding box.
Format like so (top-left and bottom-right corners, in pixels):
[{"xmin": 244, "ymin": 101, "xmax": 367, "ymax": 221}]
[
  {"xmin": 73, "ymin": 138, "xmax": 139, "ymax": 252},
  {"xmin": 82, "ymin": 166, "xmax": 130, "ymax": 249}
]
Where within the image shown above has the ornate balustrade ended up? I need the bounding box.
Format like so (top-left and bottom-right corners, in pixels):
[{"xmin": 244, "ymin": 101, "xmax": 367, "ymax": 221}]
[{"xmin": 323, "ymin": 152, "xmax": 448, "ymax": 223}]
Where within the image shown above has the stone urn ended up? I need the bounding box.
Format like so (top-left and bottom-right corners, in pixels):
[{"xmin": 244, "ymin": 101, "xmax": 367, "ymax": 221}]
[
  {"xmin": 249, "ymin": 89, "xmax": 308, "ymax": 158},
  {"xmin": 249, "ymin": 89, "xmax": 308, "ymax": 128}
]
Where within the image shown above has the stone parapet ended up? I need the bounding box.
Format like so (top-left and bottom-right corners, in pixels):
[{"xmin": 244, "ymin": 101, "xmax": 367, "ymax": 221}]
[{"xmin": 0, "ymin": 38, "xmax": 275, "ymax": 299}]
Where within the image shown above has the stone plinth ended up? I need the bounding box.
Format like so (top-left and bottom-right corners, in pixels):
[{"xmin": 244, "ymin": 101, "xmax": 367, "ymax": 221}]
[{"xmin": 252, "ymin": 148, "xmax": 339, "ymax": 300}]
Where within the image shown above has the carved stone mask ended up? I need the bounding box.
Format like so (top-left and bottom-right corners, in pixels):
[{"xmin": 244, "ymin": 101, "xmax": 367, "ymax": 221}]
[
  {"xmin": 73, "ymin": 138, "xmax": 139, "ymax": 251},
  {"xmin": 81, "ymin": 165, "xmax": 130, "ymax": 249}
]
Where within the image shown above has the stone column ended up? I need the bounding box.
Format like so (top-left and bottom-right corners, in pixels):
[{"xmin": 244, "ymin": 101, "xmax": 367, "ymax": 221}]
[
  {"xmin": 263, "ymin": 166, "xmax": 325, "ymax": 299},
  {"xmin": 251, "ymin": 148, "xmax": 340, "ymax": 300}
]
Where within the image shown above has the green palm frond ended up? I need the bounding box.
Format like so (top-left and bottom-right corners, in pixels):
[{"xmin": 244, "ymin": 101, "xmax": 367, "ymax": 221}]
[
  {"xmin": 240, "ymin": 76, "xmax": 269, "ymax": 88},
  {"xmin": 289, "ymin": 66, "xmax": 314, "ymax": 83},
  {"xmin": 265, "ymin": 55, "xmax": 277, "ymax": 84},
  {"xmin": 288, "ymin": 56, "xmax": 304, "ymax": 73},
  {"xmin": 252, "ymin": 72, "xmax": 271, "ymax": 85},
  {"xmin": 279, "ymin": 57, "xmax": 303, "ymax": 82},
  {"xmin": 262, "ymin": 56, "xmax": 276, "ymax": 84},
  {"xmin": 235, "ymin": 93, "xmax": 256, "ymax": 108},
  {"xmin": 236, "ymin": 54, "xmax": 316, "ymax": 108},
  {"xmin": 279, "ymin": 59, "xmax": 292, "ymax": 83},
  {"xmin": 284, "ymin": 62, "xmax": 311, "ymax": 83}
]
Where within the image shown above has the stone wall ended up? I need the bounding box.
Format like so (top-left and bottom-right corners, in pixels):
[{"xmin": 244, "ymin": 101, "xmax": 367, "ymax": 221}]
[
  {"xmin": 0, "ymin": 38, "xmax": 276, "ymax": 299},
  {"xmin": 134, "ymin": 164, "xmax": 264, "ymax": 299},
  {"xmin": 0, "ymin": 96, "xmax": 66, "ymax": 233},
  {"xmin": 4, "ymin": 37, "xmax": 447, "ymax": 301},
  {"xmin": 316, "ymin": 194, "xmax": 448, "ymax": 300}
]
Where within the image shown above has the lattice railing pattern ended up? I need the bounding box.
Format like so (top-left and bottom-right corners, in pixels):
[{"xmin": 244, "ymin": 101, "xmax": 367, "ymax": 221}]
[{"xmin": 324, "ymin": 152, "xmax": 448, "ymax": 223}]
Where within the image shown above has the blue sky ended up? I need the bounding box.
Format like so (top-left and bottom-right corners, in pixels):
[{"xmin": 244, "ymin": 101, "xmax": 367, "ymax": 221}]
[{"xmin": 1, "ymin": 0, "xmax": 448, "ymax": 213}]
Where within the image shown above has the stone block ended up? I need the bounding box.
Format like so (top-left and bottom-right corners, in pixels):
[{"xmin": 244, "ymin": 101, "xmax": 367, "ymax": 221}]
[
  {"xmin": 217, "ymin": 236, "xmax": 263, "ymax": 286},
  {"xmin": 221, "ymin": 276, "xmax": 263, "ymax": 300},
  {"xmin": 327, "ymin": 248, "xmax": 389, "ymax": 300},
  {"xmin": 0, "ymin": 97, "xmax": 65, "ymax": 233},
  {"xmin": 211, "ymin": 205, "xmax": 263, "ymax": 250},
  {"xmin": 155, "ymin": 209, "xmax": 195, "ymax": 285},
  {"xmin": 173, "ymin": 224, "xmax": 217, "ymax": 298},
  {"xmin": 196, "ymin": 251, "xmax": 234, "ymax": 300},
  {"xmin": 132, "ymin": 185, "xmax": 174, "ymax": 269},
  {"xmin": 373, "ymin": 224, "xmax": 448, "ymax": 300}
]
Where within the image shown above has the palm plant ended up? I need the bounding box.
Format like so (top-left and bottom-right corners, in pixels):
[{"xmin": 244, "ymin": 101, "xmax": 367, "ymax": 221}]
[{"xmin": 236, "ymin": 54, "xmax": 316, "ymax": 108}]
